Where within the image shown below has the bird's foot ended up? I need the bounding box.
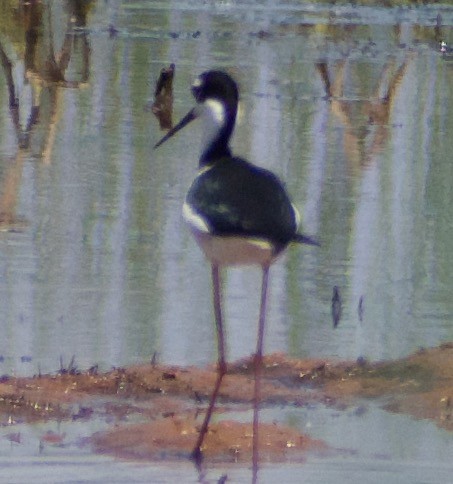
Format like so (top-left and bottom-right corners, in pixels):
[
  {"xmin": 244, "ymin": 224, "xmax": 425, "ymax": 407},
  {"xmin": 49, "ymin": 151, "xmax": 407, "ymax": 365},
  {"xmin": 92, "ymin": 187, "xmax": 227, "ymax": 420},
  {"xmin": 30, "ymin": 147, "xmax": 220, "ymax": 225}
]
[{"xmin": 191, "ymin": 447, "xmax": 203, "ymax": 467}]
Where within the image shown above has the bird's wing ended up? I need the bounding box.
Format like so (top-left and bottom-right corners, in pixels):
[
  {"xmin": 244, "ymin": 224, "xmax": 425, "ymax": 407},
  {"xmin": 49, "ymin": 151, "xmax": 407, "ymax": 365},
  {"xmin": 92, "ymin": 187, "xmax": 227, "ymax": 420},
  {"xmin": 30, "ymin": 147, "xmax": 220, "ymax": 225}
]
[{"xmin": 186, "ymin": 157, "xmax": 298, "ymax": 245}]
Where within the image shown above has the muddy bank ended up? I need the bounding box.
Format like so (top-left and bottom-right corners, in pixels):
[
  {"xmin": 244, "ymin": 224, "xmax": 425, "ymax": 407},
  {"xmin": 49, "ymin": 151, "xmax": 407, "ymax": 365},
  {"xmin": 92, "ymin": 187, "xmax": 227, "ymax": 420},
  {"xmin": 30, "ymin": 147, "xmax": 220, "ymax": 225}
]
[{"xmin": 0, "ymin": 343, "xmax": 451, "ymax": 462}]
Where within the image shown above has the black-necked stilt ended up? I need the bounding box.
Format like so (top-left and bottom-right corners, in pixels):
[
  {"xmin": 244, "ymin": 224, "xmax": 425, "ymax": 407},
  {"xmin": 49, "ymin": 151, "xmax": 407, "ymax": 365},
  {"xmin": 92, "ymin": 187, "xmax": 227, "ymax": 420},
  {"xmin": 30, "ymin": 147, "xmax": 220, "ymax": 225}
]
[{"xmin": 154, "ymin": 70, "xmax": 319, "ymax": 471}]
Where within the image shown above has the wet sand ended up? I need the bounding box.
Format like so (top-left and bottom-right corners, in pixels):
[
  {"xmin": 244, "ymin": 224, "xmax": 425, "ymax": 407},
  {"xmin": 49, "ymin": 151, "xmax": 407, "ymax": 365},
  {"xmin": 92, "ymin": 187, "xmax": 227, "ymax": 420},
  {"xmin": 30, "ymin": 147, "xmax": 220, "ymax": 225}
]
[{"xmin": 1, "ymin": 343, "xmax": 451, "ymax": 462}]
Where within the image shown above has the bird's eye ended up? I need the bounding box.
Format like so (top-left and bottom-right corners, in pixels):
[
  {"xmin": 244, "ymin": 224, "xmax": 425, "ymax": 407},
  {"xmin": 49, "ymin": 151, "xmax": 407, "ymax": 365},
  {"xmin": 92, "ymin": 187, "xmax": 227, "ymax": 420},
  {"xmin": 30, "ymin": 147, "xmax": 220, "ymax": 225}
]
[{"xmin": 191, "ymin": 83, "xmax": 204, "ymax": 101}]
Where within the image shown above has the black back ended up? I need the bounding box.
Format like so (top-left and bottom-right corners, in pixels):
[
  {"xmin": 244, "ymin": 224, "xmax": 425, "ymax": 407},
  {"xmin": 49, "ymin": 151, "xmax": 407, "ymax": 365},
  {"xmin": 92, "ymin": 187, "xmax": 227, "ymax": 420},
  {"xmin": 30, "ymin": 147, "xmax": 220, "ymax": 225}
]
[{"xmin": 186, "ymin": 156, "xmax": 298, "ymax": 252}]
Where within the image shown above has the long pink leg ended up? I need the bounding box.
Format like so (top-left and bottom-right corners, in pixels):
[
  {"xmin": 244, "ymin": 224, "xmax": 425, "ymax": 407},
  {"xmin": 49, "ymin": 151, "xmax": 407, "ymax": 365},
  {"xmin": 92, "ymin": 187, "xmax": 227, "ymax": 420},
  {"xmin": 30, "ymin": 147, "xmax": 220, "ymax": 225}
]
[
  {"xmin": 252, "ymin": 264, "xmax": 270, "ymax": 484},
  {"xmin": 191, "ymin": 264, "xmax": 227, "ymax": 465}
]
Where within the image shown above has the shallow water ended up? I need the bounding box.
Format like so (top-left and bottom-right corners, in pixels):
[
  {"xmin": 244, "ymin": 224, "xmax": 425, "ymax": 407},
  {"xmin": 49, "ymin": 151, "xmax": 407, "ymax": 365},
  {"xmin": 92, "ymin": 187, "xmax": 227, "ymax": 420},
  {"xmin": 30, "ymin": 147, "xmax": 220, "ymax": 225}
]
[
  {"xmin": 0, "ymin": 0, "xmax": 452, "ymax": 482},
  {"xmin": 1, "ymin": 400, "xmax": 452, "ymax": 483}
]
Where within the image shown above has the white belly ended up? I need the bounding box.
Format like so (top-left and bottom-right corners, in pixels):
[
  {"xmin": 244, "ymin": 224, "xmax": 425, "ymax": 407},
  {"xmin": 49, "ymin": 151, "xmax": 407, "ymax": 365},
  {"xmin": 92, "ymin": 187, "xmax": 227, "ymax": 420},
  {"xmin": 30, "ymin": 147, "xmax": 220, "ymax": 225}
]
[
  {"xmin": 182, "ymin": 200, "xmax": 282, "ymax": 266},
  {"xmin": 190, "ymin": 229, "xmax": 278, "ymax": 266}
]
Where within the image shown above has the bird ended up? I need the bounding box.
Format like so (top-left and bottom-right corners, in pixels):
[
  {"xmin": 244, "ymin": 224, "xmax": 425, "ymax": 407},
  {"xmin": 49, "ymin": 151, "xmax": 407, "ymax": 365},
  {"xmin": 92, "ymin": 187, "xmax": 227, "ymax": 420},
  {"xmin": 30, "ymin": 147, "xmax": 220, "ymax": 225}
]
[{"xmin": 154, "ymin": 70, "xmax": 319, "ymax": 474}]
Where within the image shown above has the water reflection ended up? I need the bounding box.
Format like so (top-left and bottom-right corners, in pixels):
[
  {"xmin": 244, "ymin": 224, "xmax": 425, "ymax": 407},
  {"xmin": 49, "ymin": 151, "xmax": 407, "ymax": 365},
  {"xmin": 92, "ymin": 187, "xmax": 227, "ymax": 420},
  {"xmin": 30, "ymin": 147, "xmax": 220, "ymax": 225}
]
[
  {"xmin": 0, "ymin": 0, "xmax": 91, "ymax": 234},
  {"xmin": 148, "ymin": 63, "xmax": 175, "ymax": 130},
  {"xmin": 0, "ymin": 1, "xmax": 451, "ymax": 380}
]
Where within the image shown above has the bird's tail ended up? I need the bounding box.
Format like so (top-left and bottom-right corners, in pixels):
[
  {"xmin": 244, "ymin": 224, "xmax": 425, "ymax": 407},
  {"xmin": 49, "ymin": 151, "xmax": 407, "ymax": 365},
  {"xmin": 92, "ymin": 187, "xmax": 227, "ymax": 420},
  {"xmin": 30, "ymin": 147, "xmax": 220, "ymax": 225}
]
[{"xmin": 292, "ymin": 233, "xmax": 320, "ymax": 246}]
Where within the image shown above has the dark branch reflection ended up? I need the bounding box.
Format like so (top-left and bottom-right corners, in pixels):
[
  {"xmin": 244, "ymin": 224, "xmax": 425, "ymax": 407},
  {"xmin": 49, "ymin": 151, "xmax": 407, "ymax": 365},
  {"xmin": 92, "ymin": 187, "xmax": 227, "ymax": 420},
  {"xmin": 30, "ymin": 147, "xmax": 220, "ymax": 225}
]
[
  {"xmin": 149, "ymin": 63, "xmax": 175, "ymax": 130},
  {"xmin": 316, "ymin": 48, "xmax": 413, "ymax": 174},
  {"xmin": 0, "ymin": 0, "xmax": 92, "ymax": 230}
]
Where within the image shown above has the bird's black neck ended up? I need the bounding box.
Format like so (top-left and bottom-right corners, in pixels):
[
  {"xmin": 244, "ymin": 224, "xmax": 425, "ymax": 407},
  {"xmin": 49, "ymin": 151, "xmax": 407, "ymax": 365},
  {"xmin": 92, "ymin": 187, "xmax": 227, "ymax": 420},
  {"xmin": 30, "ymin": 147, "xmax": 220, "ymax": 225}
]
[
  {"xmin": 199, "ymin": 112, "xmax": 236, "ymax": 167},
  {"xmin": 199, "ymin": 141, "xmax": 232, "ymax": 167}
]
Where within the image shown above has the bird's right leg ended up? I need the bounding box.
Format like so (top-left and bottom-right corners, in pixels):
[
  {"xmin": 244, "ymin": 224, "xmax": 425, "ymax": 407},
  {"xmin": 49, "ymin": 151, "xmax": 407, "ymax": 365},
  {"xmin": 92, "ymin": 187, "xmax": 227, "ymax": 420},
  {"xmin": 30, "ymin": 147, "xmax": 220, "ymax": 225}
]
[{"xmin": 191, "ymin": 263, "xmax": 227, "ymax": 465}]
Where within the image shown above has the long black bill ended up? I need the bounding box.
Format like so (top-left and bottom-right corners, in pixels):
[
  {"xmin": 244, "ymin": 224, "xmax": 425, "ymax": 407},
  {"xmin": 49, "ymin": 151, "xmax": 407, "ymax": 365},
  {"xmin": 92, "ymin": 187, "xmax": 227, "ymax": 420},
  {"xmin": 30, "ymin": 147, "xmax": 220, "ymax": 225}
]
[{"xmin": 154, "ymin": 108, "xmax": 197, "ymax": 149}]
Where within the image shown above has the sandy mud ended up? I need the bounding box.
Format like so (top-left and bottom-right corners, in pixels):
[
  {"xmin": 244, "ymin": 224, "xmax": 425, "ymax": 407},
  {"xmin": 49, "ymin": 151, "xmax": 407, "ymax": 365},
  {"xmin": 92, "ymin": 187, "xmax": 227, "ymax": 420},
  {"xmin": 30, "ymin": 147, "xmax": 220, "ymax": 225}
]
[{"xmin": 1, "ymin": 343, "xmax": 451, "ymax": 462}]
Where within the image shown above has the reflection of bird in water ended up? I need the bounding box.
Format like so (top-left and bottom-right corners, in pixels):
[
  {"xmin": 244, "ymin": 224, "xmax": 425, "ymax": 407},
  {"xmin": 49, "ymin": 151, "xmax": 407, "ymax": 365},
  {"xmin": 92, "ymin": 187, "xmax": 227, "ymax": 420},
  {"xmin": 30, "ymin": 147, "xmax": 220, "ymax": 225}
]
[
  {"xmin": 332, "ymin": 285, "xmax": 342, "ymax": 328},
  {"xmin": 154, "ymin": 70, "xmax": 319, "ymax": 476},
  {"xmin": 440, "ymin": 41, "xmax": 448, "ymax": 53},
  {"xmin": 150, "ymin": 64, "xmax": 175, "ymax": 130},
  {"xmin": 440, "ymin": 41, "xmax": 453, "ymax": 59}
]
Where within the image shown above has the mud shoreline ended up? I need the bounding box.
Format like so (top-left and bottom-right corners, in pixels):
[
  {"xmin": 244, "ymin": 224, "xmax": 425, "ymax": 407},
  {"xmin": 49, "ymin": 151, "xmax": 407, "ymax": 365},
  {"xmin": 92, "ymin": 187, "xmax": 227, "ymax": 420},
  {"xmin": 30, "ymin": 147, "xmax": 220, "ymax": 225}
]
[{"xmin": 1, "ymin": 343, "xmax": 451, "ymax": 463}]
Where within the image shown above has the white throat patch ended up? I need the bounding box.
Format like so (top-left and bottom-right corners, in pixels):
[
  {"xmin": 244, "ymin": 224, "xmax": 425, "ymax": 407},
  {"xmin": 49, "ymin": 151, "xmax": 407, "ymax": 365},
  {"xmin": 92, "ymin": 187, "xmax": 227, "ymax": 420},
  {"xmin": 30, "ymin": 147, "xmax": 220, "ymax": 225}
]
[
  {"xmin": 199, "ymin": 98, "xmax": 226, "ymax": 157},
  {"xmin": 204, "ymin": 98, "xmax": 225, "ymax": 125}
]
